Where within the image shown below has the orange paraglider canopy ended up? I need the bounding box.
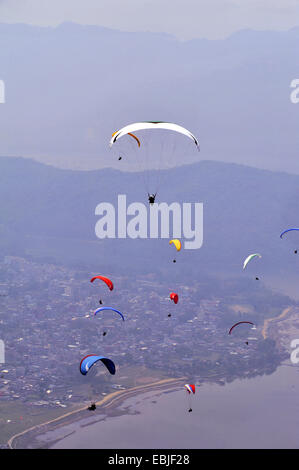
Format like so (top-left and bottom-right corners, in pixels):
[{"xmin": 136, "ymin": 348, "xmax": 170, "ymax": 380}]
[{"xmin": 112, "ymin": 131, "xmax": 140, "ymax": 147}]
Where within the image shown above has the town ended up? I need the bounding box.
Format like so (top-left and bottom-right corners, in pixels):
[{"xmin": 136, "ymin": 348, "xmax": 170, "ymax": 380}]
[{"xmin": 0, "ymin": 255, "xmax": 292, "ymax": 412}]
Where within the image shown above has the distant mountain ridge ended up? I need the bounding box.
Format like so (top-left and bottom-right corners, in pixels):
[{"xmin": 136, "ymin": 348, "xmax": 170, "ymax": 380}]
[
  {"xmin": 0, "ymin": 156, "xmax": 298, "ymax": 281},
  {"xmin": 0, "ymin": 22, "xmax": 298, "ymax": 173}
]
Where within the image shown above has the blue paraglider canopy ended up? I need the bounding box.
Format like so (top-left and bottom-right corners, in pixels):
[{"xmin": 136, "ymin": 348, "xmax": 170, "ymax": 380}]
[
  {"xmin": 280, "ymin": 228, "xmax": 299, "ymax": 239},
  {"xmin": 94, "ymin": 307, "xmax": 125, "ymax": 321},
  {"xmin": 80, "ymin": 355, "xmax": 116, "ymax": 375}
]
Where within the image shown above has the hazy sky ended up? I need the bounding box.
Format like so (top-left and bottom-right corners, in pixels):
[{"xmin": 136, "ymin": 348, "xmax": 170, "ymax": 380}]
[{"xmin": 0, "ymin": 0, "xmax": 299, "ymax": 40}]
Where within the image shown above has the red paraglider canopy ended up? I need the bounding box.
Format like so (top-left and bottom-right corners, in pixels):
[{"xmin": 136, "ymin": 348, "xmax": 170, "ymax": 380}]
[
  {"xmin": 90, "ymin": 276, "xmax": 114, "ymax": 291},
  {"xmin": 184, "ymin": 384, "xmax": 195, "ymax": 394},
  {"xmin": 228, "ymin": 321, "xmax": 254, "ymax": 335},
  {"xmin": 170, "ymin": 292, "xmax": 179, "ymax": 304}
]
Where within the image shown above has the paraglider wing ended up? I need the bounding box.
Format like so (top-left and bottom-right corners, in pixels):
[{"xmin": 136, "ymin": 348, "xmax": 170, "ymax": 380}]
[
  {"xmin": 229, "ymin": 321, "xmax": 254, "ymax": 335},
  {"xmin": 169, "ymin": 239, "xmax": 182, "ymax": 252},
  {"xmin": 170, "ymin": 292, "xmax": 179, "ymax": 304},
  {"xmin": 90, "ymin": 276, "xmax": 114, "ymax": 291},
  {"xmin": 109, "ymin": 122, "xmax": 199, "ymax": 150},
  {"xmin": 243, "ymin": 253, "xmax": 262, "ymax": 270},
  {"xmin": 280, "ymin": 228, "xmax": 299, "ymax": 239},
  {"xmin": 184, "ymin": 384, "xmax": 195, "ymax": 394},
  {"xmin": 80, "ymin": 354, "xmax": 116, "ymax": 375},
  {"xmin": 94, "ymin": 307, "xmax": 125, "ymax": 321},
  {"xmin": 112, "ymin": 131, "xmax": 141, "ymax": 147}
]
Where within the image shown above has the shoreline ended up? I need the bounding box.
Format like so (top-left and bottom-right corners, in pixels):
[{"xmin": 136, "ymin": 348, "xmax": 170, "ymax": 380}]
[
  {"xmin": 8, "ymin": 377, "xmax": 186, "ymax": 449},
  {"xmin": 261, "ymin": 306, "xmax": 293, "ymax": 339}
]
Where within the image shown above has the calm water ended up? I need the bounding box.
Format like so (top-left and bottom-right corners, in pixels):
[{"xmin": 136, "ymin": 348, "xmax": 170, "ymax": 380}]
[{"xmin": 38, "ymin": 365, "xmax": 299, "ymax": 449}]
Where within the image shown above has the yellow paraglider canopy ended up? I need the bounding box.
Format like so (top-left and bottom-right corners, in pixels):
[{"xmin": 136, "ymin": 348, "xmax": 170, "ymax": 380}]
[{"xmin": 169, "ymin": 239, "xmax": 181, "ymax": 251}]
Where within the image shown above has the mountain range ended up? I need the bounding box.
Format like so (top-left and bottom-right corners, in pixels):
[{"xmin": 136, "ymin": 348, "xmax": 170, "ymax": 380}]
[{"xmin": 1, "ymin": 156, "xmax": 298, "ymax": 287}]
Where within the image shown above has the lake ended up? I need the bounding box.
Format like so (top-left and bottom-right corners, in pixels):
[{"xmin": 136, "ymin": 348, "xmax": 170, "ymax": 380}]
[{"xmin": 35, "ymin": 363, "xmax": 299, "ymax": 449}]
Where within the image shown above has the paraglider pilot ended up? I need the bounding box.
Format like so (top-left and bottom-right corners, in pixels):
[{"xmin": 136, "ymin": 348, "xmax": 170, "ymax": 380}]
[
  {"xmin": 148, "ymin": 193, "xmax": 157, "ymax": 205},
  {"xmin": 88, "ymin": 403, "xmax": 96, "ymax": 411}
]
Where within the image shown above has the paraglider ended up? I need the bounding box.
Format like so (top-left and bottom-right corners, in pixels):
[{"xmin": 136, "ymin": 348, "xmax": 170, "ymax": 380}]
[
  {"xmin": 243, "ymin": 254, "xmax": 262, "ymax": 280},
  {"xmin": 112, "ymin": 131, "xmax": 141, "ymax": 148},
  {"xmin": 94, "ymin": 307, "xmax": 124, "ymax": 321},
  {"xmin": 80, "ymin": 354, "xmax": 116, "ymax": 376},
  {"xmin": 280, "ymin": 228, "xmax": 299, "ymax": 239},
  {"xmin": 184, "ymin": 384, "xmax": 196, "ymax": 394},
  {"xmin": 110, "ymin": 122, "xmax": 199, "ymax": 148},
  {"xmin": 184, "ymin": 384, "xmax": 195, "ymax": 412},
  {"xmin": 90, "ymin": 275, "xmax": 113, "ymax": 305},
  {"xmin": 229, "ymin": 322, "xmax": 255, "ymax": 345},
  {"xmin": 169, "ymin": 239, "xmax": 181, "ymax": 263},
  {"xmin": 228, "ymin": 321, "xmax": 255, "ymax": 335},
  {"xmin": 90, "ymin": 276, "xmax": 114, "ymax": 291},
  {"xmin": 109, "ymin": 122, "xmax": 199, "ymax": 200},
  {"xmin": 80, "ymin": 355, "xmax": 116, "ymax": 411},
  {"xmin": 170, "ymin": 292, "xmax": 179, "ymax": 304},
  {"xmin": 243, "ymin": 254, "xmax": 262, "ymax": 270},
  {"xmin": 94, "ymin": 307, "xmax": 124, "ymax": 337},
  {"xmin": 169, "ymin": 239, "xmax": 181, "ymax": 251},
  {"xmin": 112, "ymin": 130, "xmax": 140, "ymax": 164},
  {"xmin": 280, "ymin": 228, "xmax": 299, "ymax": 253}
]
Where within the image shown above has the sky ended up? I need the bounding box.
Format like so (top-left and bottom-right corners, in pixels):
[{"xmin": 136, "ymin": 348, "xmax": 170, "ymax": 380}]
[
  {"xmin": 0, "ymin": 0, "xmax": 299, "ymax": 40},
  {"xmin": 0, "ymin": 1, "xmax": 298, "ymax": 174}
]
